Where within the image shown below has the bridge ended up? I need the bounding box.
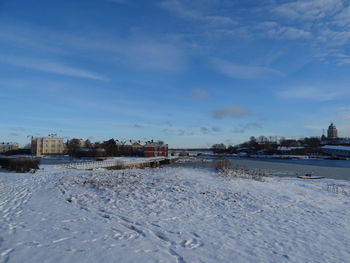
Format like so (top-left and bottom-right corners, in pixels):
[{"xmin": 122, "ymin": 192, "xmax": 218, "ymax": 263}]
[{"xmin": 60, "ymin": 157, "xmax": 178, "ymax": 170}]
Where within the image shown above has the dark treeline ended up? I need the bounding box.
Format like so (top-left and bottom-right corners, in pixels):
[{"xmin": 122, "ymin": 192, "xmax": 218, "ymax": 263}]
[
  {"xmin": 0, "ymin": 157, "xmax": 40, "ymax": 173},
  {"xmin": 66, "ymin": 138, "xmax": 144, "ymax": 157},
  {"xmin": 212, "ymin": 136, "xmax": 322, "ymax": 155},
  {"xmin": 1, "ymin": 149, "xmax": 31, "ymax": 156}
]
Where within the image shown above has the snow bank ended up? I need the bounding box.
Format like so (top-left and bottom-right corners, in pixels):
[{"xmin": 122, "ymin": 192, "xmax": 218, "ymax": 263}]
[{"xmin": 0, "ymin": 167, "xmax": 349, "ymax": 263}]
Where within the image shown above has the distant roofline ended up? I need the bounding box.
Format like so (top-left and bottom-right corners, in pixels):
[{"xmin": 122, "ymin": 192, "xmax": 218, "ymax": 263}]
[
  {"xmin": 32, "ymin": 136, "xmax": 63, "ymax": 139},
  {"xmin": 0, "ymin": 142, "xmax": 19, "ymax": 145}
]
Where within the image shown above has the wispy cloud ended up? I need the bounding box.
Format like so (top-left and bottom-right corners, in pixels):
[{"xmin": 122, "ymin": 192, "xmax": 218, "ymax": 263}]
[
  {"xmin": 158, "ymin": 0, "xmax": 235, "ymax": 26},
  {"xmin": 212, "ymin": 106, "xmax": 250, "ymax": 120},
  {"xmin": 199, "ymin": 126, "xmax": 222, "ymax": 134},
  {"xmin": 318, "ymin": 29, "xmax": 350, "ymax": 46},
  {"xmin": 8, "ymin": 127, "xmax": 26, "ymax": 132},
  {"xmin": 200, "ymin": 127, "xmax": 210, "ymax": 134},
  {"xmin": 277, "ymin": 87, "xmax": 344, "ymax": 101},
  {"xmin": 0, "ymin": 23, "xmax": 188, "ymax": 74},
  {"xmin": 211, "ymin": 58, "xmax": 283, "ymax": 80},
  {"xmin": 159, "ymin": 0, "xmax": 201, "ymax": 20},
  {"xmin": 333, "ymin": 6, "xmax": 350, "ymax": 27},
  {"xmin": 131, "ymin": 123, "xmax": 147, "ymax": 129},
  {"xmin": 177, "ymin": 129, "xmax": 194, "ymax": 136},
  {"xmin": 273, "ymin": 0, "xmax": 343, "ymax": 21},
  {"xmin": 243, "ymin": 122, "xmax": 262, "ymax": 130},
  {"xmin": 123, "ymin": 38, "xmax": 187, "ymax": 72},
  {"xmin": 191, "ymin": 88, "xmax": 208, "ymax": 100},
  {"xmin": 255, "ymin": 22, "xmax": 311, "ymax": 40},
  {"xmin": 232, "ymin": 122, "xmax": 262, "ymax": 134},
  {"xmin": 212, "ymin": 126, "xmax": 221, "ymax": 132},
  {"xmin": 224, "ymin": 21, "xmax": 311, "ymax": 40},
  {"xmin": 0, "ymin": 56, "xmax": 107, "ymax": 80}
]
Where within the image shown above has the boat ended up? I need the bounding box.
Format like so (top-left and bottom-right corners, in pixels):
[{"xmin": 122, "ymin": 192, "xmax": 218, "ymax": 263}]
[{"xmin": 297, "ymin": 173, "xmax": 324, "ymax": 179}]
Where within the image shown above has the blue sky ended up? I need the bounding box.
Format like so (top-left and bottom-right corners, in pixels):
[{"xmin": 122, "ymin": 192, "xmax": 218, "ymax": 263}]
[{"xmin": 1, "ymin": 0, "xmax": 350, "ymax": 148}]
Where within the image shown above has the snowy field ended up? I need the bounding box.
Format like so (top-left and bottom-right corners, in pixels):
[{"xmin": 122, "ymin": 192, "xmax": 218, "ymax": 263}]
[{"xmin": 1, "ymin": 166, "xmax": 350, "ymax": 263}]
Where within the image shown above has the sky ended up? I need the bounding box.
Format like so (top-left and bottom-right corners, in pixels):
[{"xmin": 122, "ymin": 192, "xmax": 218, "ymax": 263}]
[{"xmin": 1, "ymin": 0, "xmax": 350, "ymax": 148}]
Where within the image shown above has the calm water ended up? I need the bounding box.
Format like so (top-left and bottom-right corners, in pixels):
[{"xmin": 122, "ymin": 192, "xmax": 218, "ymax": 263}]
[{"xmin": 170, "ymin": 157, "xmax": 350, "ymax": 181}]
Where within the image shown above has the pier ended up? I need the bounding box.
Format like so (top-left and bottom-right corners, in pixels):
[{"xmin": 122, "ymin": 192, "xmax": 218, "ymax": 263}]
[{"xmin": 60, "ymin": 157, "xmax": 179, "ymax": 170}]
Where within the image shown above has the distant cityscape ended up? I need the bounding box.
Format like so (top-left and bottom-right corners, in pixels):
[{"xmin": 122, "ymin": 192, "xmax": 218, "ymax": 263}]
[
  {"xmin": 0, "ymin": 136, "xmax": 168, "ymax": 158},
  {"xmin": 212, "ymin": 123, "xmax": 350, "ymax": 159},
  {"xmin": 1, "ymin": 123, "xmax": 350, "ymax": 159}
]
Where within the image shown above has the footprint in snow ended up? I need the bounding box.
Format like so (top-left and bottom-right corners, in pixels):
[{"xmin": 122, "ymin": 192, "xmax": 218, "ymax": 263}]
[{"xmin": 181, "ymin": 238, "xmax": 203, "ymax": 249}]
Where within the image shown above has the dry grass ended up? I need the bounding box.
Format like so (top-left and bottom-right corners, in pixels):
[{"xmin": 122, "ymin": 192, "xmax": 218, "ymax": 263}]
[
  {"xmin": 78, "ymin": 171, "xmax": 142, "ymax": 190},
  {"xmin": 214, "ymin": 159, "xmax": 267, "ymax": 182},
  {"xmin": 214, "ymin": 159, "xmax": 231, "ymax": 172},
  {"xmin": 0, "ymin": 157, "xmax": 40, "ymax": 173},
  {"xmin": 326, "ymin": 184, "xmax": 349, "ymax": 196}
]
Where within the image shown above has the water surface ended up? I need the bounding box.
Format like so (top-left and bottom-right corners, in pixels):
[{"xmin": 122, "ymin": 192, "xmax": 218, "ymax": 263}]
[{"xmin": 170, "ymin": 157, "xmax": 350, "ymax": 181}]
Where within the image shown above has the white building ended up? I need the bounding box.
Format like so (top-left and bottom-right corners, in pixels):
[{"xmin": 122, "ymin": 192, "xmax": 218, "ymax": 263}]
[
  {"xmin": 327, "ymin": 123, "xmax": 338, "ymax": 139},
  {"xmin": 31, "ymin": 135, "xmax": 65, "ymax": 156}
]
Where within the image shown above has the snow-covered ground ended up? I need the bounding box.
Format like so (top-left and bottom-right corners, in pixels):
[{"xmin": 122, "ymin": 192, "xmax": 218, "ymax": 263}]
[{"xmin": 1, "ymin": 166, "xmax": 349, "ymax": 263}]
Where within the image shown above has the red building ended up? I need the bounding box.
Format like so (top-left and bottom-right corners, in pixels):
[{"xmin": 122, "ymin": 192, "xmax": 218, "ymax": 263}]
[{"xmin": 144, "ymin": 143, "xmax": 168, "ymax": 157}]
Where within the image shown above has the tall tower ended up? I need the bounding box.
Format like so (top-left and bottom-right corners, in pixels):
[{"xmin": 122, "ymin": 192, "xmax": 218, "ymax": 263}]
[{"xmin": 327, "ymin": 123, "xmax": 338, "ymax": 139}]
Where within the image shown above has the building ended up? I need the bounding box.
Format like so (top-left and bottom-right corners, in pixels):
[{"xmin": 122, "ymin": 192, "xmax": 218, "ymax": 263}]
[
  {"xmin": 76, "ymin": 147, "xmax": 106, "ymax": 158},
  {"xmin": 321, "ymin": 145, "xmax": 350, "ymax": 158},
  {"xmin": 327, "ymin": 123, "xmax": 338, "ymax": 139},
  {"xmin": 79, "ymin": 139, "xmax": 86, "ymax": 147},
  {"xmin": 144, "ymin": 142, "xmax": 168, "ymax": 157},
  {"xmin": 0, "ymin": 142, "xmax": 19, "ymax": 153},
  {"xmin": 31, "ymin": 135, "xmax": 65, "ymax": 156}
]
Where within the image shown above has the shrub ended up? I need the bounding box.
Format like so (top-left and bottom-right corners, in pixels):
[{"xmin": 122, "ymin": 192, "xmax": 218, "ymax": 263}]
[
  {"xmin": 214, "ymin": 159, "xmax": 266, "ymax": 182},
  {"xmin": 0, "ymin": 157, "xmax": 40, "ymax": 173},
  {"xmin": 214, "ymin": 159, "xmax": 231, "ymax": 172},
  {"xmin": 326, "ymin": 184, "xmax": 349, "ymax": 196}
]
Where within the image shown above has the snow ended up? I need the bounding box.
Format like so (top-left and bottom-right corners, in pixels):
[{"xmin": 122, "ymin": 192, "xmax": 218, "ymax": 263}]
[
  {"xmin": 277, "ymin": 147, "xmax": 304, "ymax": 151},
  {"xmin": 1, "ymin": 166, "xmax": 349, "ymax": 263},
  {"xmin": 322, "ymin": 145, "xmax": 350, "ymax": 151},
  {"xmin": 58, "ymin": 157, "xmax": 175, "ymax": 170},
  {"xmin": 250, "ymin": 154, "xmax": 310, "ymax": 159}
]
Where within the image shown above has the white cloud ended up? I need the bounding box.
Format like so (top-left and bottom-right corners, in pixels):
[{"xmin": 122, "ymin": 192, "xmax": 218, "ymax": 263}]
[
  {"xmin": 212, "ymin": 106, "xmax": 250, "ymax": 120},
  {"xmin": 212, "ymin": 58, "xmax": 283, "ymax": 80},
  {"xmin": 273, "ymin": 0, "xmax": 343, "ymax": 21},
  {"xmin": 0, "ymin": 56, "xmax": 107, "ymax": 80}
]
